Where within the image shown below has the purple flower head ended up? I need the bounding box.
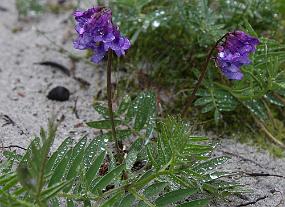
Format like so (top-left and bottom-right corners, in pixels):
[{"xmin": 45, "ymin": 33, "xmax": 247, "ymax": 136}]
[
  {"xmin": 216, "ymin": 31, "xmax": 260, "ymax": 80},
  {"xmin": 73, "ymin": 6, "xmax": 131, "ymax": 63}
]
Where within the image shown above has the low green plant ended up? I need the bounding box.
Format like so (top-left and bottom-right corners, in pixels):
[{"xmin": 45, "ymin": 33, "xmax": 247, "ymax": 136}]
[{"xmin": 0, "ymin": 94, "xmax": 245, "ymax": 206}]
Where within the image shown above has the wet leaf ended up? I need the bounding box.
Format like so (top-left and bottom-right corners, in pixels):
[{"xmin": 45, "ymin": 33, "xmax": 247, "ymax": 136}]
[
  {"xmin": 155, "ymin": 188, "xmax": 198, "ymax": 206},
  {"xmin": 126, "ymin": 138, "xmax": 143, "ymax": 171},
  {"xmin": 48, "ymin": 149, "xmax": 72, "ymax": 187},
  {"xmin": 243, "ymin": 99, "xmax": 268, "ymax": 120},
  {"xmin": 100, "ymin": 192, "xmax": 123, "ymax": 207},
  {"xmin": 126, "ymin": 91, "xmax": 156, "ymax": 134},
  {"xmin": 91, "ymin": 164, "xmax": 125, "ymax": 193},
  {"xmin": 46, "ymin": 138, "xmax": 73, "ymax": 173},
  {"xmin": 137, "ymin": 182, "xmax": 168, "ymax": 207},
  {"xmin": 84, "ymin": 136, "xmax": 105, "ymax": 167},
  {"xmin": 93, "ymin": 103, "xmax": 110, "ymax": 117},
  {"xmin": 87, "ymin": 120, "xmax": 122, "ymax": 129},
  {"xmin": 117, "ymin": 95, "xmax": 131, "ymax": 115},
  {"xmin": 192, "ymin": 157, "xmax": 230, "ymax": 174},
  {"xmin": 85, "ymin": 151, "xmax": 106, "ymax": 188},
  {"xmin": 118, "ymin": 194, "xmax": 135, "ymax": 207},
  {"xmin": 41, "ymin": 180, "xmax": 71, "ymax": 202}
]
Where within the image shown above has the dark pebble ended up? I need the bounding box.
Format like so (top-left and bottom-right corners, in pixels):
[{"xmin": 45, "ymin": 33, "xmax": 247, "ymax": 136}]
[
  {"xmin": 0, "ymin": 6, "xmax": 8, "ymax": 12},
  {"xmin": 47, "ymin": 86, "xmax": 70, "ymax": 101}
]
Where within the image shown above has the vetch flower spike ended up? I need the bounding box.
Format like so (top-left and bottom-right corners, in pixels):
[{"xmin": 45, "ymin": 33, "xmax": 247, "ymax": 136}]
[
  {"xmin": 73, "ymin": 6, "xmax": 128, "ymax": 164},
  {"xmin": 215, "ymin": 31, "xmax": 260, "ymax": 80},
  {"xmin": 73, "ymin": 6, "xmax": 131, "ymax": 63},
  {"xmin": 182, "ymin": 31, "xmax": 259, "ymax": 116}
]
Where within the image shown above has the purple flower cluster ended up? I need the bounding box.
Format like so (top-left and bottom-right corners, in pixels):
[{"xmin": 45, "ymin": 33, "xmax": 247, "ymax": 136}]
[
  {"xmin": 216, "ymin": 31, "xmax": 260, "ymax": 80},
  {"xmin": 73, "ymin": 7, "xmax": 131, "ymax": 63}
]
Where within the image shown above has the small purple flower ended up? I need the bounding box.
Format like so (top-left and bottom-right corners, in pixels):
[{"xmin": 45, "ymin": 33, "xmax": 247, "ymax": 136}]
[
  {"xmin": 216, "ymin": 31, "xmax": 260, "ymax": 80},
  {"xmin": 73, "ymin": 6, "xmax": 130, "ymax": 63}
]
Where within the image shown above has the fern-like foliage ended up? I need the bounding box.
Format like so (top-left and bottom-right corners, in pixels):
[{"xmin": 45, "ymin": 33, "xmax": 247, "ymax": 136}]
[{"xmin": 0, "ymin": 92, "xmax": 244, "ymax": 206}]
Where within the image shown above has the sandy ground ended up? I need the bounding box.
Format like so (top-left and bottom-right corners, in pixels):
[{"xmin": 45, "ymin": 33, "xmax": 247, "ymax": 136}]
[
  {"xmin": 0, "ymin": 1, "xmax": 284, "ymax": 206},
  {"xmin": 0, "ymin": 0, "xmax": 104, "ymax": 148}
]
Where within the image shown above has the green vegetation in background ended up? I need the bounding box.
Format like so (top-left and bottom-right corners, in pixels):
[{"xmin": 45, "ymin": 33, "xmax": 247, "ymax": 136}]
[{"xmin": 109, "ymin": 0, "xmax": 285, "ymax": 154}]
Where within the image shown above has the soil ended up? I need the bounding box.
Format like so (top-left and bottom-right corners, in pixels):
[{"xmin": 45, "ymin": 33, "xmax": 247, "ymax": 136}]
[{"xmin": 0, "ymin": 1, "xmax": 284, "ymax": 206}]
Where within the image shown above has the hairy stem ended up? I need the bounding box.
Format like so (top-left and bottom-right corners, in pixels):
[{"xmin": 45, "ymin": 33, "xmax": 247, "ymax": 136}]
[
  {"xmin": 106, "ymin": 50, "xmax": 123, "ymax": 161},
  {"xmin": 182, "ymin": 33, "xmax": 228, "ymax": 117}
]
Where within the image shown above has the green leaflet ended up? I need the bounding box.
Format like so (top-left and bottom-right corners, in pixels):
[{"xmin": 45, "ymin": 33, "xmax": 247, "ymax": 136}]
[
  {"xmin": 126, "ymin": 138, "xmax": 144, "ymax": 171},
  {"xmin": 143, "ymin": 182, "xmax": 168, "ymax": 198},
  {"xmin": 195, "ymin": 87, "xmax": 238, "ymax": 123},
  {"xmin": 84, "ymin": 136, "xmax": 106, "ymax": 167},
  {"xmin": 91, "ymin": 164, "xmax": 125, "ymax": 193},
  {"xmin": 48, "ymin": 149, "xmax": 72, "ymax": 187},
  {"xmin": 192, "ymin": 157, "xmax": 230, "ymax": 174},
  {"xmin": 116, "ymin": 95, "xmax": 131, "ymax": 115},
  {"xmin": 85, "ymin": 151, "xmax": 106, "ymax": 189},
  {"xmin": 87, "ymin": 120, "xmax": 122, "ymax": 129},
  {"xmin": 93, "ymin": 103, "xmax": 110, "ymax": 117},
  {"xmin": 243, "ymin": 99, "xmax": 268, "ymax": 120},
  {"xmin": 264, "ymin": 93, "xmax": 284, "ymax": 107},
  {"xmin": 126, "ymin": 91, "xmax": 156, "ymax": 133},
  {"xmin": 137, "ymin": 182, "xmax": 168, "ymax": 207},
  {"xmin": 155, "ymin": 188, "xmax": 198, "ymax": 206},
  {"xmin": 100, "ymin": 192, "xmax": 123, "ymax": 207},
  {"xmin": 63, "ymin": 137, "xmax": 88, "ymax": 192},
  {"xmin": 41, "ymin": 181, "xmax": 71, "ymax": 202},
  {"xmin": 46, "ymin": 138, "xmax": 73, "ymax": 173},
  {"xmin": 118, "ymin": 194, "xmax": 135, "ymax": 207}
]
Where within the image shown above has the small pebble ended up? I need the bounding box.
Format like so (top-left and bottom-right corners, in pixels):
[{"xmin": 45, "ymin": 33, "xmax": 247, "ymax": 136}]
[{"xmin": 47, "ymin": 86, "xmax": 70, "ymax": 101}]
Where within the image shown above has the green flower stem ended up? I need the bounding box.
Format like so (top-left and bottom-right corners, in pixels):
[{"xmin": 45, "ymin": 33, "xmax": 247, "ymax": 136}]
[
  {"xmin": 182, "ymin": 33, "xmax": 228, "ymax": 117},
  {"xmin": 106, "ymin": 50, "xmax": 123, "ymax": 161}
]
